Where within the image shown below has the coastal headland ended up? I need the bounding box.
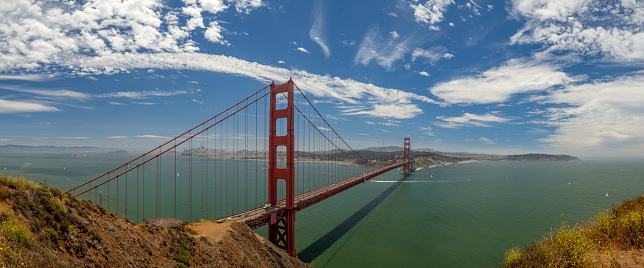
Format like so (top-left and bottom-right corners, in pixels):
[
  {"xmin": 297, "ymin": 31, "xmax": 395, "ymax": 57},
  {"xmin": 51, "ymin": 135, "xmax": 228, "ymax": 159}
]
[{"xmin": 0, "ymin": 174, "xmax": 310, "ymax": 267}]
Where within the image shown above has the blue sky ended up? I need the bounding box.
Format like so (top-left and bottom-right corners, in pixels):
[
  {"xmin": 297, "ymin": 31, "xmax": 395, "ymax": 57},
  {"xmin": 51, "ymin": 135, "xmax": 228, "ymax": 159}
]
[{"xmin": 0, "ymin": 0, "xmax": 643, "ymax": 158}]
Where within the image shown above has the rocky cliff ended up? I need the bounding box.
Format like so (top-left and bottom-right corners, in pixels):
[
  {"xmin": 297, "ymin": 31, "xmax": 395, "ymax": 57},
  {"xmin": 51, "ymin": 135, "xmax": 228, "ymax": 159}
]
[{"xmin": 0, "ymin": 175, "xmax": 310, "ymax": 267}]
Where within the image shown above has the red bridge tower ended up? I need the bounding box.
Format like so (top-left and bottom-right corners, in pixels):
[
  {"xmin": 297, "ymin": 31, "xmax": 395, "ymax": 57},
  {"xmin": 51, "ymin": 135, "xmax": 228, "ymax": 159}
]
[
  {"xmin": 268, "ymin": 79, "xmax": 296, "ymax": 257},
  {"xmin": 403, "ymin": 137, "xmax": 414, "ymax": 175}
]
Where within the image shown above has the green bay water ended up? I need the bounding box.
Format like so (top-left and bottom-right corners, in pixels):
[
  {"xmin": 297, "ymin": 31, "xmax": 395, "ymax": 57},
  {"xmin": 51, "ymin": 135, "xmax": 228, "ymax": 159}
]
[
  {"xmin": 2, "ymin": 153, "xmax": 644, "ymax": 267},
  {"xmin": 288, "ymin": 160, "xmax": 644, "ymax": 267}
]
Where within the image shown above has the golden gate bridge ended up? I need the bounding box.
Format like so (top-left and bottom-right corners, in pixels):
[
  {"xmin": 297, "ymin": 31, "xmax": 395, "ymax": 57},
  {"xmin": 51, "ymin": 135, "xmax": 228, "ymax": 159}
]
[{"xmin": 64, "ymin": 79, "xmax": 415, "ymax": 258}]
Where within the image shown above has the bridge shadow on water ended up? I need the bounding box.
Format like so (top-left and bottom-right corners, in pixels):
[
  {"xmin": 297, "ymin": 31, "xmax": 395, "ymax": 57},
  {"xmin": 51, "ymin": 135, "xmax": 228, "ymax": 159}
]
[{"xmin": 298, "ymin": 174, "xmax": 410, "ymax": 263}]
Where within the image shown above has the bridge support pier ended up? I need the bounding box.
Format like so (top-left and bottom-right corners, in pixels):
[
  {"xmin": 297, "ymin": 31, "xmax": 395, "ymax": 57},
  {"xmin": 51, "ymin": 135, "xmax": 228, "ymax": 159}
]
[{"xmin": 268, "ymin": 79, "xmax": 297, "ymax": 257}]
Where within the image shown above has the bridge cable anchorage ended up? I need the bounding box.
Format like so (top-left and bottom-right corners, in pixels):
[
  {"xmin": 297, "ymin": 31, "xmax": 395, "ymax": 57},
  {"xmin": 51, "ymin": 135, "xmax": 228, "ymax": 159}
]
[{"xmin": 66, "ymin": 78, "xmax": 413, "ymax": 258}]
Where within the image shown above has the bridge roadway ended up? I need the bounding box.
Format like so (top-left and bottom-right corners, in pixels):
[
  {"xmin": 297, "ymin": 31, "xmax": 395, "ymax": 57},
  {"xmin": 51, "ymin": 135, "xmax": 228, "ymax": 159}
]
[{"xmin": 216, "ymin": 161, "xmax": 411, "ymax": 229}]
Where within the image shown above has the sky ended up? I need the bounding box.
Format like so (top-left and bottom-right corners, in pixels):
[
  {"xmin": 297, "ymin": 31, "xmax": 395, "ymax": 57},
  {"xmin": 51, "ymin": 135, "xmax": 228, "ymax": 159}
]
[{"xmin": 0, "ymin": 0, "xmax": 643, "ymax": 158}]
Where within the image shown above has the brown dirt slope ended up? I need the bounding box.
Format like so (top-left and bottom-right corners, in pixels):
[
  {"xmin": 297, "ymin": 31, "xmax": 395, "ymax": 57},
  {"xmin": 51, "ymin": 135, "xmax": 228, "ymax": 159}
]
[{"xmin": 0, "ymin": 175, "xmax": 310, "ymax": 267}]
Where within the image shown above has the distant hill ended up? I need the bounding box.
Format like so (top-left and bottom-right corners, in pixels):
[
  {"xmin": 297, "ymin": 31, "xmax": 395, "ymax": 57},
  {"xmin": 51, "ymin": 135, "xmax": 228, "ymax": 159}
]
[
  {"xmin": 361, "ymin": 146, "xmax": 402, "ymax": 152},
  {"xmin": 0, "ymin": 144, "xmax": 98, "ymax": 150},
  {"xmin": 0, "ymin": 144, "xmax": 111, "ymax": 154},
  {"xmin": 504, "ymin": 153, "xmax": 581, "ymax": 161},
  {"xmin": 108, "ymin": 150, "xmax": 129, "ymax": 154}
]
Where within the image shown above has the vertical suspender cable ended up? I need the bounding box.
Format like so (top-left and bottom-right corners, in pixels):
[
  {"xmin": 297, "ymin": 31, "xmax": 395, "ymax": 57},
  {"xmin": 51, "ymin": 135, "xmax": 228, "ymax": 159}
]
[
  {"xmin": 189, "ymin": 133, "xmax": 193, "ymax": 221},
  {"xmin": 174, "ymin": 140, "xmax": 177, "ymax": 218},
  {"xmin": 245, "ymin": 98, "xmax": 248, "ymax": 211},
  {"xmin": 255, "ymin": 90, "xmax": 258, "ymax": 207},
  {"xmin": 142, "ymin": 155, "xmax": 145, "ymax": 220}
]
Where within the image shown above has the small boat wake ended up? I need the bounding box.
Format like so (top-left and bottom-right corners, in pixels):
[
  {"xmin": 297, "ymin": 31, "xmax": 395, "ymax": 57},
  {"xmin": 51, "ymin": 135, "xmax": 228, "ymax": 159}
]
[{"xmin": 371, "ymin": 179, "xmax": 471, "ymax": 183}]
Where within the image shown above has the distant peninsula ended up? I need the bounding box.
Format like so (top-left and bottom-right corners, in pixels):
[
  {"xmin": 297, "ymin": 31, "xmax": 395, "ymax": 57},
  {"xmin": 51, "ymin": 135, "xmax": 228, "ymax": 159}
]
[
  {"xmin": 0, "ymin": 144, "xmax": 115, "ymax": 154},
  {"xmin": 502, "ymin": 153, "xmax": 580, "ymax": 162}
]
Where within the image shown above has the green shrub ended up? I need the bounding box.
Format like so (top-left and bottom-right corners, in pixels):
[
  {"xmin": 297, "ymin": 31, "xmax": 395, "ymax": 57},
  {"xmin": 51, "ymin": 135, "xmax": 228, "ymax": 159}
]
[
  {"xmin": 0, "ymin": 186, "xmax": 9, "ymax": 200},
  {"xmin": 503, "ymin": 247, "xmax": 522, "ymax": 265},
  {"xmin": 1, "ymin": 213, "xmax": 33, "ymax": 245},
  {"xmin": 44, "ymin": 227, "xmax": 59, "ymax": 244},
  {"xmin": 49, "ymin": 196, "xmax": 65, "ymax": 212},
  {"xmin": 174, "ymin": 250, "xmax": 191, "ymax": 267},
  {"xmin": 50, "ymin": 188, "xmax": 62, "ymax": 198}
]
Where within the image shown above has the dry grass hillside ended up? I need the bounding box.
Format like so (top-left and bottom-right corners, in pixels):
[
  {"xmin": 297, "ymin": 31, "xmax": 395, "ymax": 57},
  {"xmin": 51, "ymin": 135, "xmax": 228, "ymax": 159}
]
[
  {"xmin": 0, "ymin": 174, "xmax": 310, "ymax": 268},
  {"xmin": 501, "ymin": 195, "xmax": 644, "ymax": 267}
]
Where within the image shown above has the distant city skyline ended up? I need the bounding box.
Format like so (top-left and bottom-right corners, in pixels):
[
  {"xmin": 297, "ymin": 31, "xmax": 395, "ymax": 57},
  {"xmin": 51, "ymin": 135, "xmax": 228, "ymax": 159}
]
[{"xmin": 0, "ymin": 0, "xmax": 643, "ymax": 158}]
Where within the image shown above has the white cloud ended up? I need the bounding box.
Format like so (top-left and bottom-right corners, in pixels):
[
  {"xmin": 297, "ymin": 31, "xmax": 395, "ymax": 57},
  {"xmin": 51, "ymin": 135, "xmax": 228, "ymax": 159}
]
[
  {"xmin": 345, "ymin": 103, "xmax": 422, "ymax": 119},
  {"xmin": 409, "ymin": 0, "xmax": 455, "ymax": 30},
  {"xmin": 458, "ymin": 1, "xmax": 482, "ymax": 16},
  {"xmin": 478, "ymin": 137, "xmax": 495, "ymax": 144},
  {"xmin": 0, "ymin": 0, "xmax": 433, "ymax": 120},
  {"xmin": 508, "ymin": 0, "xmax": 588, "ymax": 21},
  {"xmin": 228, "ymin": 0, "xmax": 263, "ymax": 14},
  {"xmin": 59, "ymin": 52, "xmax": 436, "ymax": 119},
  {"xmin": 199, "ymin": 0, "xmax": 228, "ymax": 13},
  {"xmin": 309, "ymin": 0, "xmax": 331, "ymax": 58},
  {"xmin": 355, "ymin": 27, "xmax": 410, "ymax": 70},
  {"xmin": 535, "ymin": 72, "xmax": 644, "ymax": 155},
  {"xmin": 411, "ymin": 47, "xmax": 453, "ymax": 64},
  {"xmin": 0, "ymin": 0, "xmax": 264, "ymax": 72},
  {"xmin": 56, "ymin": 136, "xmax": 90, "ymax": 139},
  {"xmin": 509, "ymin": 0, "xmax": 644, "ymax": 62},
  {"xmin": 435, "ymin": 112, "xmax": 510, "ymax": 128},
  {"xmin": 429, "ymin": 59, "xmax": 579, "ymax": 104},
  {"xmin": 365, "ymin": 120, "xmax": 401, "ymax": 127},
  {"xmin": 278, "ymin": 61, "xmax": 285, "ymax": 64},
  {"xmin": 417, "ymin": 71, "xmax": 430, "ymax": 77},
  {"xmin": 297, "ymin": 47, "xmax": 310, "ymax": 53},
  {"xmin": 419, "ymin": 126, "xmax": 434, "ymax": 136},
  {"xmin": 0, "ymin": 99, "xmax": 60, "ymax": 114},
  {"xmin": 390, "ymin": 31, "xmax": 400, "ymax": 39},
  {"xmin": 96, "ymin": 90, "xmax": 188, "ymax": 99},
  {"xmin": 342, "ymin": 40, "xmax": 356, "ymax": 46},
  {"xmin": 135, "ymin": 134, "xmax": 172, "ymax": 139},
  {"xmin": 0, "ymin": 74, "xmax": 51, "ymax": 81},
  {"xmin": 204, "ymin": 21, "xmax": 227, "ymax": 44},
  {"xmin": 0, "ymin": 85, "xmax": 90, "ymax": 99}
]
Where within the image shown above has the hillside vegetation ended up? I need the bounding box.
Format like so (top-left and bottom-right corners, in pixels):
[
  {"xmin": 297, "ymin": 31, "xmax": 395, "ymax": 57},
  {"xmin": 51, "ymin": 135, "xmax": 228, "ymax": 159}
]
[
  {"xmin": 501, "ymin": 195, "xmax": 644, "ymax": 267},
  {"xmin": 0, "ymin": 174, "xmax": 310, "ymax": 267}
]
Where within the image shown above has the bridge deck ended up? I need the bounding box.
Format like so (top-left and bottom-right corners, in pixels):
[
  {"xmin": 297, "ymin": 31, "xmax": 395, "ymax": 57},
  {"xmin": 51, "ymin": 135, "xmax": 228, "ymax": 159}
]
[{"xmin": 217, "ymin": 161, "xmax": 410, "ymax": 229}]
